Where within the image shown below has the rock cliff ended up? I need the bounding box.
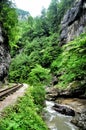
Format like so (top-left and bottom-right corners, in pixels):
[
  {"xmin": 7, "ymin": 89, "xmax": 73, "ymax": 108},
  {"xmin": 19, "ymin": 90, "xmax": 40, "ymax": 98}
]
[
  {"xmin": 0, "ymin": 25, "xmax": 11, "ymax": 84},
  {"xmin": 60, "ymin": 0, "xmax": 86, "ymax": 45}
]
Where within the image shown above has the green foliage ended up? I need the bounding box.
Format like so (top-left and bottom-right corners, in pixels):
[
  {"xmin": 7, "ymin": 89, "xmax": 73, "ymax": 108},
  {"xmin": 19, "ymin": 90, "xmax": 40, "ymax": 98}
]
[
  {"xmin": 30, "ymin": 85, "xmax": 46, "ymax": 111},
  {"xmin": 24, "ymin": 33, "xmax": 60, "ymax": 68},
  {"xmin": 52, "ymin": 33, "xmax": 86, "ymax": 88},
  {"xmin": 0, "ymin": 87, "xmax": 48, "ymax": 130},
  {"xmin": 0, "ymin": 0, "xmax": 19, "ymax": 47},
  {"xmin": 0, "ymin": 0, "xmax": 74, "ymax": 47},
  {"xmin": 40, "ymin": 8, "xmax": 49, "ymax": 36},
  {"xmin": 28, "ymin": 64, "xmax": 51, "ymax": 86},
  {"xmin": 51, "ymin": 54, "xmax": 62, "ymax": 75},
  {"xmin": 40, "ymin": 33, "xmax": 61, "ymax": 67},
  {"xmin": 47, "ymin": 0, "xmax": 58, "ymax": 33},
  {"xmin": 47, "ymin": 0, "xmax": 74, "ymax": 33},
  {"xmin": 8, "ymin": 53, "xmax": 30, "ymax": 83},
  {"xmin": 9, "ymin": 33, "xmax": 60, "ymax": 84},
  {"xmin": 8, "ymin": 0, "xmax": 86, "ymax": 93}
]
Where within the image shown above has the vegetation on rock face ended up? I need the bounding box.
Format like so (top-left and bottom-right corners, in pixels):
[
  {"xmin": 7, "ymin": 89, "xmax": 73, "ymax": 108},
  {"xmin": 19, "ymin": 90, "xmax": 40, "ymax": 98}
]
[{"xmin": 51, "ymin": 33, "xmax": 86, "ymax": 88}]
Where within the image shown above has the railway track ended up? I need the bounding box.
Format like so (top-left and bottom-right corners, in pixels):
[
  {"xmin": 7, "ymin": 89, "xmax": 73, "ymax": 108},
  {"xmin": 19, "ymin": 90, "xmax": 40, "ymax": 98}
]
[{"xmin": 0, "ymin": 84, "xmax": 23, "ymax": 101}]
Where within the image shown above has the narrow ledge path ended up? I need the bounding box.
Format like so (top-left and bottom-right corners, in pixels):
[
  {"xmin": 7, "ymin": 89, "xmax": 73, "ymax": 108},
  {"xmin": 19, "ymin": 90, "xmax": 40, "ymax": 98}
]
[{"xmin": 0, "ymin": 84, "xmax": 28, "ymax": 112}]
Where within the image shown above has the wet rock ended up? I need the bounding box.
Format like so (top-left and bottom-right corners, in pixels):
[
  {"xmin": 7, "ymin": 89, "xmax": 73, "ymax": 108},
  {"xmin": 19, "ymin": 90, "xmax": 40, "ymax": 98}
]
[
  {"xmin": 52, "ymin": 76, "xmax": 58, "ymax": 86},
  {"xmin": 46, "ymin": 81, "xmax": 86, "ymax": 100},
  {"xmin": 60, "ymin": 0, "xmax": 86, "ymax": 45},
  {"xmin": 46, "ymin": 87, "xmax": 59, "ymax": 101},
  {"xmin": 53, "ymin": 103, "xmax": 75, "ymax": 116},
  {"xmin": 71, "ymin": 111, "xmax": 86, "ymax": 130},
  {"xmin": 59, "ymin": 81, "xmax": 86, "ymax": 98}
]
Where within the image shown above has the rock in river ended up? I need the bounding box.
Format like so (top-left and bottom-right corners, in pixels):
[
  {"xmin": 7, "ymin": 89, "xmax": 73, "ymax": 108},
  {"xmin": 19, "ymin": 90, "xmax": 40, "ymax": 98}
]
[{"xmin": 53, "ymin": 103, "xmax": 75, "ymax": 116}]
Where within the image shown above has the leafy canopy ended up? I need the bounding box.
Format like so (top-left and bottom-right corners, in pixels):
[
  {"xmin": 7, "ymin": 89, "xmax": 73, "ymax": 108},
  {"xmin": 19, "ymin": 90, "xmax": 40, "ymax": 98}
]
[{"xmin": 0, "ymin": 0, "xmax": 18, "ymax": 47}]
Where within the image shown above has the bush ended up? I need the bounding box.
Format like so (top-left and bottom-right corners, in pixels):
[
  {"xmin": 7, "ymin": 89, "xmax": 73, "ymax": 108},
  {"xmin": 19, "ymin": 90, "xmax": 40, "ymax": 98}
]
[
  {"xmin": 0, "ymin": 0, "xmax": 19, "ymax": 46},
  {"xmin": 30, "ymin": 85, "xmax": 46, "ymax": 112},
  {"xmin": 28, "ymin": 64, "xmax": 51, "ymax": 86},
  {"xmin": 53, "ymin": 33, "xmax": 86, "ymax": 88},
  {"xmin": 8, "ymin": 53, "xmax": 30, "ymax": 83},
  {"xmin": 0, "ymin": 87, "xmax": 48, "ymax": 130}
]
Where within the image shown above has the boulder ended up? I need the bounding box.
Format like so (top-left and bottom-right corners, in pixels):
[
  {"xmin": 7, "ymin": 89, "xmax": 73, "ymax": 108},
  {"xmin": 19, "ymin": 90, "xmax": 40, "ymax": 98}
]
[
  {"xmin": 53, "ymin": 103, "xmax": 75, "ymax": 116},
  {"xmin": 71, "ymin": 111, "xmax": 86, "ymax": 130},
  {"xmin": 46, "ymin": 87, "xmax": 59, "ymax": 101},
  {"xmin": 59, "ymin": 81, "xmax": 86, "ymax": 98}
]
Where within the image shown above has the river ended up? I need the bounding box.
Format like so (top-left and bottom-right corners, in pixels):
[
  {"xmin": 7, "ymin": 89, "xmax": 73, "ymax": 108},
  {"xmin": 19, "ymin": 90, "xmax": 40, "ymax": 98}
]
[{"xmin": 43, "ymin": 100, "xmax": 79, "ymax": 130}]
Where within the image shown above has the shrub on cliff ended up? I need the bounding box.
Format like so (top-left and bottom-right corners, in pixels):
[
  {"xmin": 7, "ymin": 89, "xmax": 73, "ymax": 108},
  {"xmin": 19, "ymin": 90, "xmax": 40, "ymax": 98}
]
[{"xmin": 51, "ymin": 33, "xmax": 86, "ymax": 88}]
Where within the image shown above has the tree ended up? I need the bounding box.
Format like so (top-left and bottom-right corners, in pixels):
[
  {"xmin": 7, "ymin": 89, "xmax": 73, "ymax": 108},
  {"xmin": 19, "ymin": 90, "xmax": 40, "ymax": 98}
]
[
  {"xmin": 28, "ymin": 15, "xmax": 33, "ymax": 27},
  {"xmin": 0, "ymin": 0, "xmax": 18, "ymax": 46},
  {"xmin": 40, "ymin": 8, "xmax": 49, "ymax": 36},
  {"xmin": 47, "ymin": 0, "xmax": 75, "ymax": 34},
  {"xmin": 47, "ymin": 0, "xmax": 59, "ymax": 33}
]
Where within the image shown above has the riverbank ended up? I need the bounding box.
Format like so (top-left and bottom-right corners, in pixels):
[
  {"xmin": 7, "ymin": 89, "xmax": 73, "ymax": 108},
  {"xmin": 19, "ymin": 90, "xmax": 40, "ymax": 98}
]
[
  {"xmin": 55, "ymin": 98, "xmax": 86, "ymax": 130},
  {"xmin": 45, "ymin": 87, "xmax": 86, "ymax": 130},
  {"xmin": 43, "ymin": 100, "xmax": 79, "ymax": 130}
]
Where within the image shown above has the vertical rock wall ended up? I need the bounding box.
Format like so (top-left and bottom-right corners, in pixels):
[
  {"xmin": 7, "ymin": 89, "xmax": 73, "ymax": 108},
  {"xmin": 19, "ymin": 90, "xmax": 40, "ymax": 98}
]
[
  {"xmin": 0, "ymin": 26, "xmax": 11, "ymax": 84},
  {"xmin": 60, "ymin": 0, "xmax": 86, "ymax": 45}
]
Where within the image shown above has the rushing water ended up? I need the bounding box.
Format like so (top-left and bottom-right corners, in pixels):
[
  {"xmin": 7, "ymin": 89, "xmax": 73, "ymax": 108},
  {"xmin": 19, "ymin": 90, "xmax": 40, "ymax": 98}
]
[{"xmin": 43, "ymin": 101, "xmax": 79, "ymax": 130}]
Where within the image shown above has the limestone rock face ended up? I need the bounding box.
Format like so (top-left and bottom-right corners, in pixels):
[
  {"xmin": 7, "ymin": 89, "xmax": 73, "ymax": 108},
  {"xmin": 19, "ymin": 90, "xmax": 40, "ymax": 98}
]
[
  {"xmin": 0, "ymin": 26, "xmax": 11, "ymax": 83},
  {"xmin": 60, "ymin": 0, "xmax": 86, "ymax": 45}
]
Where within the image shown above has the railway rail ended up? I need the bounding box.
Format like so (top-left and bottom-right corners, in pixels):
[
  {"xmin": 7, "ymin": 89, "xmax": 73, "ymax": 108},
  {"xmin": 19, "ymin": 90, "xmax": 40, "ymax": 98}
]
[{"xmin": 0, "ymin": 84, "xmax": 23, "ymax": 101}]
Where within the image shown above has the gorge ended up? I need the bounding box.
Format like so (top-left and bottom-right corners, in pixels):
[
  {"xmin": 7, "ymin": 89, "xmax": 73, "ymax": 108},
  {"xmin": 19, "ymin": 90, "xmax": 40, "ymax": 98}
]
[{"xmin": 0, "ymin": 0, "xmax": 86, "ymax": 130}]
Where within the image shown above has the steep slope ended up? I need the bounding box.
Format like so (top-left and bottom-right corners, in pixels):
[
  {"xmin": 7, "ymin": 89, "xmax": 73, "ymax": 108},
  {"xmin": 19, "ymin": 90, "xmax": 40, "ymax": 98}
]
[
  {"xmin": 60, "ymin": 0, "xmax": 86, "ymax": 45},
  {"xmin": 0, "ymin": 0, "xmax": 19, "ymax": 85},
  {"xmin": 0, "ymin": 25, "xmax": 11, "ymax": 84}
]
